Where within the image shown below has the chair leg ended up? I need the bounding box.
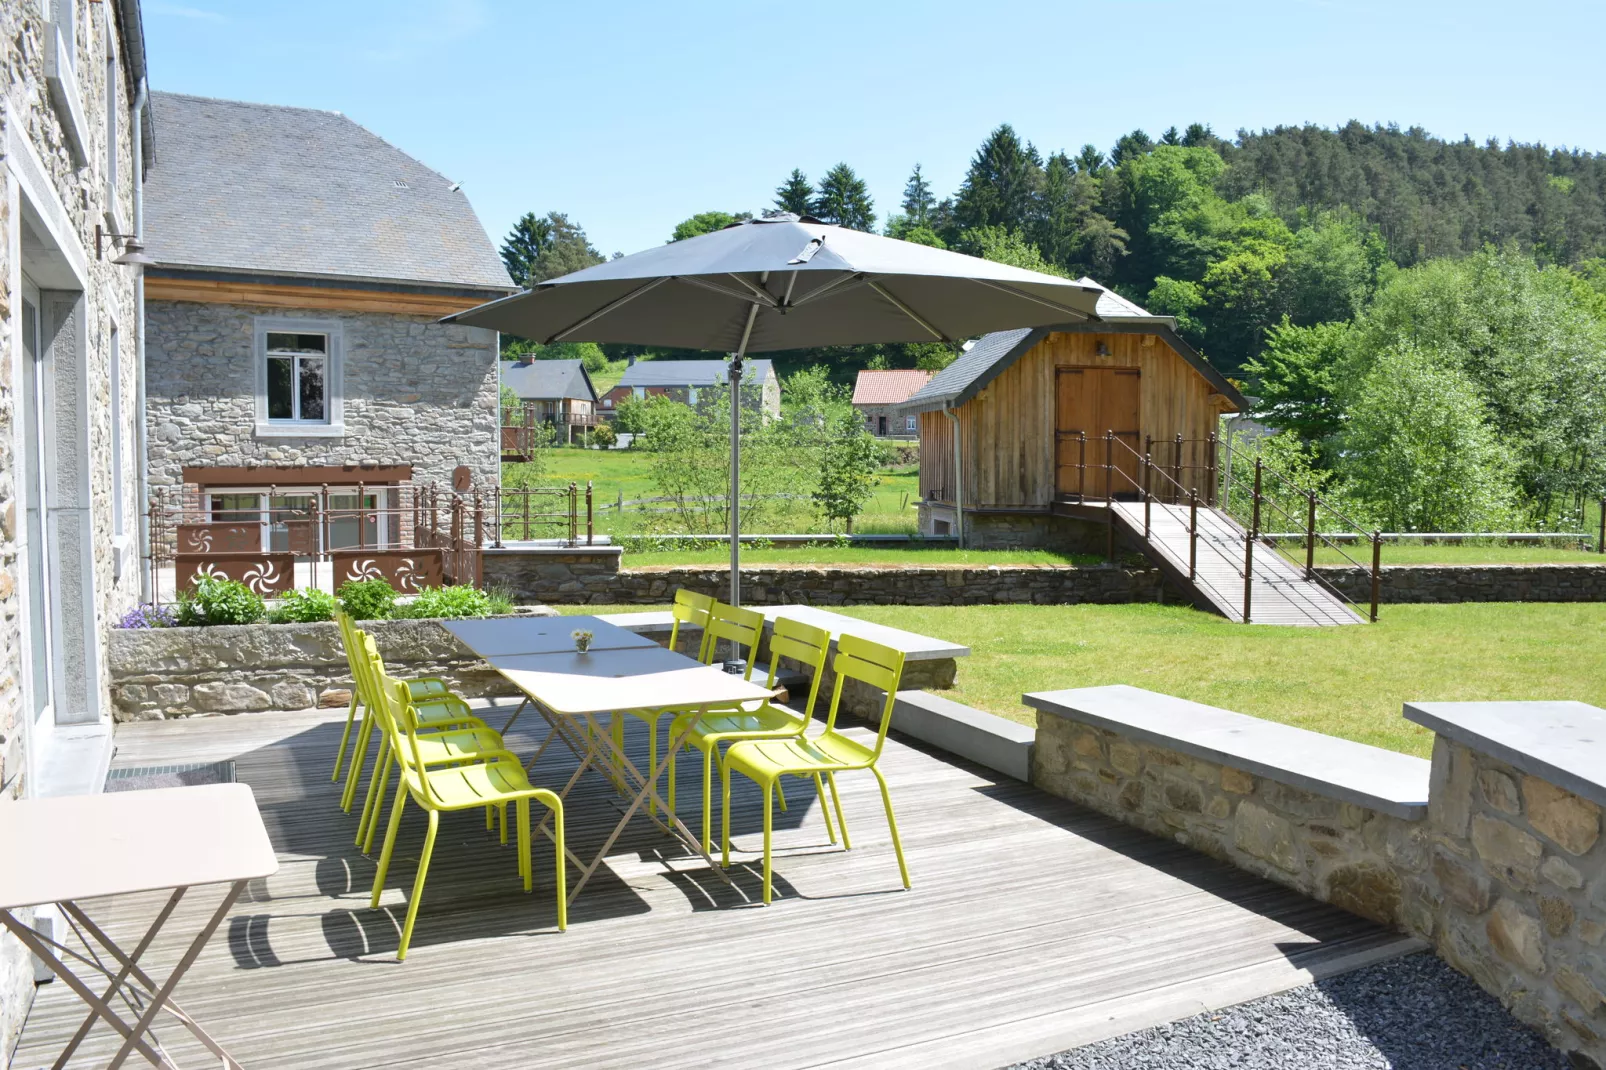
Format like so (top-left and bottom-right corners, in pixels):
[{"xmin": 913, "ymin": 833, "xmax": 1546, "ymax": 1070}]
[
  {"xmin": 518, "ymin": 799, "xmax": 532, "ymax": 891},
  {"xmin": 701, "ymin": 745, "xmax": 715, "ymax": 856},
  {"xmin": 332, "ymin": 694, "xmax": 359, "ymax": 781},
  {"xmin": 872, "ymin": 767, "xmax": 910, "ymax": 890},
  {"xmin": 776, "ymin": 777, "xmax": 790, "ymax": 813},
  {"xmin": 357, "ymin": 740, "xmax": 392, "ymax": 852},
  {"xmin": 646, "ymin": 717, "xmax": 659, "ymax": 818},
  {"xmin": 397, "ymin": 810, "xmax": 440, "ymax": 961},
  {"xmin": 667, "ymin": 730, "xmax": 679, "ymax": 816},
  {"xmin": 827, "ymin": 771, "xmax": 850, "ymax": 850},
  {"xmin": 761, "ymin": 779, "xmax": 775, "ymax": 905},
  {"xmin": 551, "ymin": 799, "xmax": 567, "ymax": 931},
  {"xmin": 370, "ymin": 788, "xmax": 410, "ymax": 908},
  {"xmin": 721, "ymin": 762, "xmax": 733, "ymax": 868},
  {"xmin": 814, "ymin": 773, "xmax": 837, "ymax": 845},
  {"xmin": 341, "ymin": 712, "xmax": 376, "ymax": 812}
]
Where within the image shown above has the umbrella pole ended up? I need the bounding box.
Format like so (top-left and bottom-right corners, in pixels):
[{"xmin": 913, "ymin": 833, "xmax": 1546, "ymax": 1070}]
[{"xmin": 728, "ymin": 304, "xmax": 759, "ymax": 607}]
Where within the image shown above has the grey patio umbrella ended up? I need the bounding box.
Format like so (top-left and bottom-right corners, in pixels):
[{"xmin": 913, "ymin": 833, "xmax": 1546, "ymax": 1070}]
[{"xmin": 445, "ymin": 214, "xmax": 1105, "ymax": 604}]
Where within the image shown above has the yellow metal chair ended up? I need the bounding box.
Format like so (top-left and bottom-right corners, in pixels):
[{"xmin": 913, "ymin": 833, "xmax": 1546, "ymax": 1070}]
[
  {"xmin": 667, "ymin": 587, "xmax": 715, "ymax": 659},
  {"xmin": 349, "ymin": 631, "xmax": 508, "ymax": 853},
  {"xmin": 721, "ymin": 634, "xmax": 910, "ymax": 905},
  {"xmin": 331, "ymin": 610, "xmax": 451, "ymax": 782},
  {"xmin": 334, "ymin": 612, "xmax": 488, "ymax": 815},
  {"xmin": 615, "ymin": 598, "xmax": 760, "ymax": 816},
  {"xmin": 368, "ymin": 674, "xmax": 566, "ymax": 961},
  {"xmin": 667, "ymin": 616, "xmax": 841, "ymax": 854}
]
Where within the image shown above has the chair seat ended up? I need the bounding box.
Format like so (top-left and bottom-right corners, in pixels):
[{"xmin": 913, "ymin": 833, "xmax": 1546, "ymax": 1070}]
[
  {"xmin": 726, "ymin": 731, "xmax": 874, "ymax": 780},
  {"xmin": 412, "ymin": 726, "xmax": 505, "ymax": 765},
  {"xmin": 405, "ymin": 756, "xmax": 543, "ymax": 811},
  {"xmin": 681, "ymin": 704, "xmax": 806, "ymax": 749},
  {"xmin": 414, "ymin": 698, "xmax": 485, "ymax": 730}
]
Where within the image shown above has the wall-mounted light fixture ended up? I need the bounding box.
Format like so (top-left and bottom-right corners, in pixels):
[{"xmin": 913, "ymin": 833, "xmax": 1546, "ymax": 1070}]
[
  {"xmin": 1095, "ymin": 341, "xmax": 1111, "ymax": 356},
  {"xmin": 95, "ymin": 223, "xmax": 157, "ymax": 266}
]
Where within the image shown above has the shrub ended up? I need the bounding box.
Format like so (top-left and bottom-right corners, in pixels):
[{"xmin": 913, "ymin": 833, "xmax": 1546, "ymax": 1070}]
[
  {"xmin": 177, "ymin": 577, "xmax": 265, "ymax": 627},
  {"xmin": 588, "ymin": 421, "xmax": 617, "ymax": 448},
  {"xmin": 397, "ymin": 585, "xmax": 502, "ymax": 620},
  {"xmin": 268, "ymin": 587, "xmax": 338, "ymax": 624},
  {"xmin": 117, "ymin": 602, "xmax": 176, "ymax": 629},
  {"xmin": 338, "ymin": 578, "xmax": 398, "ymax": 621}
]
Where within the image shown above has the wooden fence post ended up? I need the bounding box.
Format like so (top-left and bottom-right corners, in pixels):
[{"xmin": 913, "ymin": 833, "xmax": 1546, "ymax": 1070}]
[
  {"xmin": 1142, "ymin": 449, "xmax": 1152, "ymax": 539},
  {"xmin": 1305, "ymin": 490, "xmax": 1317, "ymax": 580},
  {"xmin": 1371, "ymin": 532, "xmax": 1382, "ymax": 623},
  {"xmin": 1172, "ymin": 433, "xmax": 1183, "ymax": 505},
  {"xmin": 1189, "ymin": 491, "xmax": 1198, "ymax": 581}
]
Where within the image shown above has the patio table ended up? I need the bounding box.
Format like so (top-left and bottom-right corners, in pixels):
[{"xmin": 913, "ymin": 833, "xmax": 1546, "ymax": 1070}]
[
  {"xmin": 450, "ymin": 616, "xmax": 777, "ymax": 902},
  {"xmin": 0, "ymin": 783, "xmax": 278, "ymax": 1069}
]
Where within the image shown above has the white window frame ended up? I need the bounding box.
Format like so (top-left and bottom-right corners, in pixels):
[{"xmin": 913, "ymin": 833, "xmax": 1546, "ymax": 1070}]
[
  {"xmin": 44, "ymin": 0, "xmax": 89, "ymax": 165},
  {"xmin": 905, "ymin": 414, "xmax": 917, "ymax": 433},
  {"xmin": 253, "ymin": 316, "xmax": 344, "ymax": 437},
  {"xmin": 109, "ymin": 323, "xmax": 124, "ymax": 538},
  {"xmin": 103, "ymin": 11, "xmax": 121, "ymax": 227}
]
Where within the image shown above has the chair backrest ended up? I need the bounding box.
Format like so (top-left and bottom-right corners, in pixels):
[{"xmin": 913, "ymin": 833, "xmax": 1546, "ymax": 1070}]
[
  {"xmin": 764, "ymin": 616, "xmax": 831, "ymax": 720},
  {"xmin": 669, "ymin": 589, "xmax": 715, "ymax": 660},
  {"xmin": 335, "ymin": 610, "xmax": 364, "ymax": 692},
  {"xmin": 704, "ymin": 602, "xmax": 764, "ymax": 679},
  {"xmin": 822, "ymin": 634, "xmax": 907, "ymax": 760}
]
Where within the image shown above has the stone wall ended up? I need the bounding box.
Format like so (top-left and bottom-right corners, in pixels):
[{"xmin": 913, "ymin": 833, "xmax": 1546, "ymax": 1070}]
[
  {"xmin": 144, "ymin": 300, "xmax": 500, "ymax": 494},
  {"xmin": 1031, "ymin": 714, "xmax": 1425, "ymax": 930},
  {"xmin": 483, "ymin": 549, "xmax": 1167, "ymax": 607},
  {"xmin": 1317, "ymin": 563, "xmax": 1606, "ymax": 604},
  {"xmin": 2, "ymin": 0, "xmax": 145, "ymax": 1052},
  {"xmin": 107, "ymin": 612, "xmax": 556, "ymax": 721},
  {"xmin": 916, "ymin": 503, "xmax": 1110, "ymax": 553},
  {"xmin": 1412, "ymin": 738, "xmax": 1604, "ymax": 1064},
  {"xmin": 1030, "ymin": 704, "xmax": 1606, "ymax": 1068}
]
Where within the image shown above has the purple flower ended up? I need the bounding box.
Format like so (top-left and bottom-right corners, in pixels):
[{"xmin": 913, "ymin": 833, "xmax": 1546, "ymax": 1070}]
[{"xmin": 117, "ymin": 603, "xmax": 177, "ymax": 629}]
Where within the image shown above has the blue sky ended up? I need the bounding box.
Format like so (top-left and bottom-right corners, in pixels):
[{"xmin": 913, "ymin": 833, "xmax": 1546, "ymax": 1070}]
[{"xmin": 145, "ymin": 0, "xmax": 1606, "ymax": 261}]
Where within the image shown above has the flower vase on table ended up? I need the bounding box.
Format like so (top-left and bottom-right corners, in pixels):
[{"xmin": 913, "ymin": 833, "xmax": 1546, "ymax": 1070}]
[{"xmin": 572, "ymin": 629, "xmax": 593, "ymax": 654}]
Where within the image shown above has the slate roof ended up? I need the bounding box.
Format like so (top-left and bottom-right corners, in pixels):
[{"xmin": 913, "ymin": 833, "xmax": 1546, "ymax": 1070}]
[
  {"xmin": 500, "ymin": 360, "xmax": 596, "ymax": 403},
  {"xmin": 144, "ymin": 92, "xmax": 513, "ymax": 292},
  {"xmin": 852, "ymin": 369, "xmax": 934, "ymax": 406},
  {"xmin": 902, "ymin": 278, "xmax": 1245, "ymax": 412},
  {"xmin": 613, "ymin": 359, "xmax": 774, "ymax": 390}
]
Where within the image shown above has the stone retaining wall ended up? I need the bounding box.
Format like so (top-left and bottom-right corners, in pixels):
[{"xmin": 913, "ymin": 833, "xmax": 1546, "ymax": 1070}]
[
  {"xmin": 1316, "ymin": 563, "xmax": 1606, "ymax": 604},
  {"xmin": 1031, "ymin": 707, "xmax": 1606, "ymax": 1068},
  {"xmin": 108, "ymin": 613, "xmax": 555, "ymax": 721},
  {"xmin": 1031, "ymin": 714, "xmax": 1425, "ymax": 930}
]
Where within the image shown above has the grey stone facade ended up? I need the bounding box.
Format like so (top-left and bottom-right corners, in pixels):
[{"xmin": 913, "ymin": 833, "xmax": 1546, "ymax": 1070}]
[
  {"xmin": 1031, "ymin": 706, "xmax": 1606, "ymax": 1068},
  {"xmin": 145, "ymin": 301, "xmax": 500, "ymax": 494},
  {"xmin": 2, "ymin": 0, "xmax": 145, "ymax": 1053}
]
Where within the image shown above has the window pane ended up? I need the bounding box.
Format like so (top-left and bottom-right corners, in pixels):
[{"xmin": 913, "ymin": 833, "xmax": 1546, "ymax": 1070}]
[
  {"xmin": 210, "ymin": 494, "xmax": 261, "ymax": 523},
  {"xmin": 267, "ymin": 356, "xmax": 293, "ymax": 418},
  {"xmin": 299, "ymin": 357, "xmax": 326, "ymax": 421},
  {"xmin": 266, "ymin": 332, "xmax": 326, "ymax": 354}
]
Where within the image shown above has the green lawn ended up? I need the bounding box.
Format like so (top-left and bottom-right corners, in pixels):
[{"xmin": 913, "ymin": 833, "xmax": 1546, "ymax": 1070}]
[
  {"xmin": 558, "ymin": 602, "xmax": 1606, "ymax": 758},
  {"xmin": 1304, "ymin": 543, "xmax": 1601, "ymax": 566},
  {"xmin": 506, "ymin": 451, "xmax": 921, "ymax": 537}
]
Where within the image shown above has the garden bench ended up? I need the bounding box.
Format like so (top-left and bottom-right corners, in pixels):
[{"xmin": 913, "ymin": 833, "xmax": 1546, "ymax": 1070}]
[{"xmin": 1024, "ymin": 684, "xmax": 1431, "ymax": 819}]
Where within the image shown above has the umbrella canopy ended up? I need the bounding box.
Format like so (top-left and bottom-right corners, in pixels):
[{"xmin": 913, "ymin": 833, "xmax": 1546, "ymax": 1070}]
[
  {"xmin": 444, "ymin": 214, "xmax": 1104, "ymax": 349},
  {"xmin": 446, "ymin": 215, "xmax": 1109, "ymax": 604}
]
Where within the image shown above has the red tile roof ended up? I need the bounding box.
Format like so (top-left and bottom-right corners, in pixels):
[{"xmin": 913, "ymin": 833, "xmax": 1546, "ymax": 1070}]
[{"xmin": 852, "ymin": 369, "xmax": 934, "ymax": 406}]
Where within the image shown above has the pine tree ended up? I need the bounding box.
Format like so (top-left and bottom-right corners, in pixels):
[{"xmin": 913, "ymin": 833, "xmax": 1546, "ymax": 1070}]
[
  {"xmin": 811, "ymin": 163, "xmax": 876, "ymax": 231},
  {"xmin": 954, "ymin": 124, "xmax": 1044, "ymax": 235},
  {"xmin": 900, "ymin": 164, "xmax": 936, "ymax": 226},
  {"xmin": 1110, "ymin": 129, "xmax": 1155, "ymax": 167},
  {"xmin": 500, "ymin": 212, "xmax": 554, "ymax": 286},
  {"xmin": 1160, "ymin": 126, "xmax": 1183, "ymax": 146},
  {"xmin": 773, "ymin": 169, "xmax": 814, "ymax": 216},
  {"xmin": 1074, "ymin": 144, "xmax": 1106, "ymax": 175},
  {"xmin": 1181, "ymin": 122, "xmax": 1215, "ymax": 148}
]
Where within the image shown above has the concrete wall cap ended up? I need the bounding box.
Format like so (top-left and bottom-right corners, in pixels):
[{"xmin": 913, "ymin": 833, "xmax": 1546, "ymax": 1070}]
[{"xmin": 1403, "ymin": 700, "xmax": 1606, "ymax": 808}]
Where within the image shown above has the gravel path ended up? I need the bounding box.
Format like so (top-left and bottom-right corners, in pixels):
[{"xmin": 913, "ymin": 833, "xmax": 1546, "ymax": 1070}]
[{"xmin": 1009, "ymin": 952, "xmax": 1571, "ymax": 1070}]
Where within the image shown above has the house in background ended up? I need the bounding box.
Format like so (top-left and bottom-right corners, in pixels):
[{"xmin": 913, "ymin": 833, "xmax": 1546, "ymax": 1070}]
[
  {"xmin": 902, "ymin": 284, "xmax": 1244, "ymax": 549},
  {"xmin": 600, "ymin": 358, "xmax": 781, "ymax": 418},
  {"xmin": 1, "ymin": 0, "xmax": 151, "ymax": 1051},
  {"xmin": 852, "ymin": 369, "xmax": 932, "ymax": 438},
  {"xmin": 500, "ymin": 358, "xmax": 598, "ymax": 449},
  {"xmin": 141, "ymin": 92, "xmax": 516, "ymax": 552}
]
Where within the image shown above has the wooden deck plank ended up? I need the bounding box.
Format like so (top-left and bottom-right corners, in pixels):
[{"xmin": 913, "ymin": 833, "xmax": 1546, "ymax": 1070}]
[{"xmin": 14, "ymin": 708, "xmax": 1419, "ymax": 1069}]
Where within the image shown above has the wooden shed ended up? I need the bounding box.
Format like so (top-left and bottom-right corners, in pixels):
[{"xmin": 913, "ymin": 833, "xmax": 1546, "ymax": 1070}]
[{"xmin": 903, "ymin": 286, "xmax": 1244, "ymax": 549}]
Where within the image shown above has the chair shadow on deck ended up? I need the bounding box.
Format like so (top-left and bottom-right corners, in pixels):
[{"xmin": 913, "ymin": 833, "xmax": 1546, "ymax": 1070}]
[{"xmin": 220, "ymin": 712, "xmax": 825, "ymax": 965}]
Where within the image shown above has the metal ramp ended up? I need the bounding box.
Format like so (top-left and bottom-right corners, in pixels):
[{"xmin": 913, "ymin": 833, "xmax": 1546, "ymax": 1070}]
[{"xmin": 1110, "ymin": 500, "xmax": 1365, "ymax": 626}]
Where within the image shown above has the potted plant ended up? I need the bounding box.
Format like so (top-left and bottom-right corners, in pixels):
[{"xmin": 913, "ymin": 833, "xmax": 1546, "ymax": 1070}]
[{"xmin": 572, "ymin": 628, "xmax": 594, "ymax": 653}]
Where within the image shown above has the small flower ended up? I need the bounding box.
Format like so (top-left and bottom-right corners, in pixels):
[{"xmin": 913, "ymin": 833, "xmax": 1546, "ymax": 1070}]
[
  {"xmin": 117, "ymin": 603, "xmax": 177, "ymax": 629},
  {"xmin": 572, "ymin": 628, "xmax": 594, "ymax": 652}
]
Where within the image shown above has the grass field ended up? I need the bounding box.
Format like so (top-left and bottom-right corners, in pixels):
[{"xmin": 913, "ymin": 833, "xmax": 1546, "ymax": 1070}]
[
  {"xmin": 1305, "ymin": 543, "xmax": 1602, "ymax": 566},
  {"xmin": 557, "ymin": 601, "xmax": 1606, "ymax": 757}
]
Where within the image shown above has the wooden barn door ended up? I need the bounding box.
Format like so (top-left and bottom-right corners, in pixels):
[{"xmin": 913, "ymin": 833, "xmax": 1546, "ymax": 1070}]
[{"xmin": 1055, "ymin": 367, "xmax": 1142, "ymax": 499}]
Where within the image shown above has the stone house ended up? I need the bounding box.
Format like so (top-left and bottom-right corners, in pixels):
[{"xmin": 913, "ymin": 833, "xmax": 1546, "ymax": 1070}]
[
  {"xmin": 141, "ymin": 91, "xmax": 515, "ymax": 548},
  {"xmin": 1, "ymin": 0, "xmax": 150, "ymax": 1052},
  {"xmin": 599, "ymin": 357, "xmax": 780, "ymax": 419},
  {"xmin": 851, "ymin": 368, "xmax": 931, "ymax": 438}
]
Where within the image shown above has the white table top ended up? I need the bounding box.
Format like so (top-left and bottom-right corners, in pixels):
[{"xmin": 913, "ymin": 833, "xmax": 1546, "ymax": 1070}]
[
  {"xmin": 499, "ymin": 664, "xmax": 776, "ymax": 717},
  {"xmin": 443, "ymin": 615, "xmax": 658, "ymax": 657},
  {"xmin": 755, "ymin": 604, "xmax": 971, "ymax": 659},
  {"xmin": 0, "ymin": 784, "xmax": 279, "ymax": 911},
  {"xmin": 487, "ymin": 645, "xmax": 698, "ymax": 678}
]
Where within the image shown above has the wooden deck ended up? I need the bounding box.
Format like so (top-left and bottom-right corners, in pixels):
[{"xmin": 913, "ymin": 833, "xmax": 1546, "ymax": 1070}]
[{"xmin": 15, "ymin": 705, "xmax": 1418, "ymax": 1069}]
